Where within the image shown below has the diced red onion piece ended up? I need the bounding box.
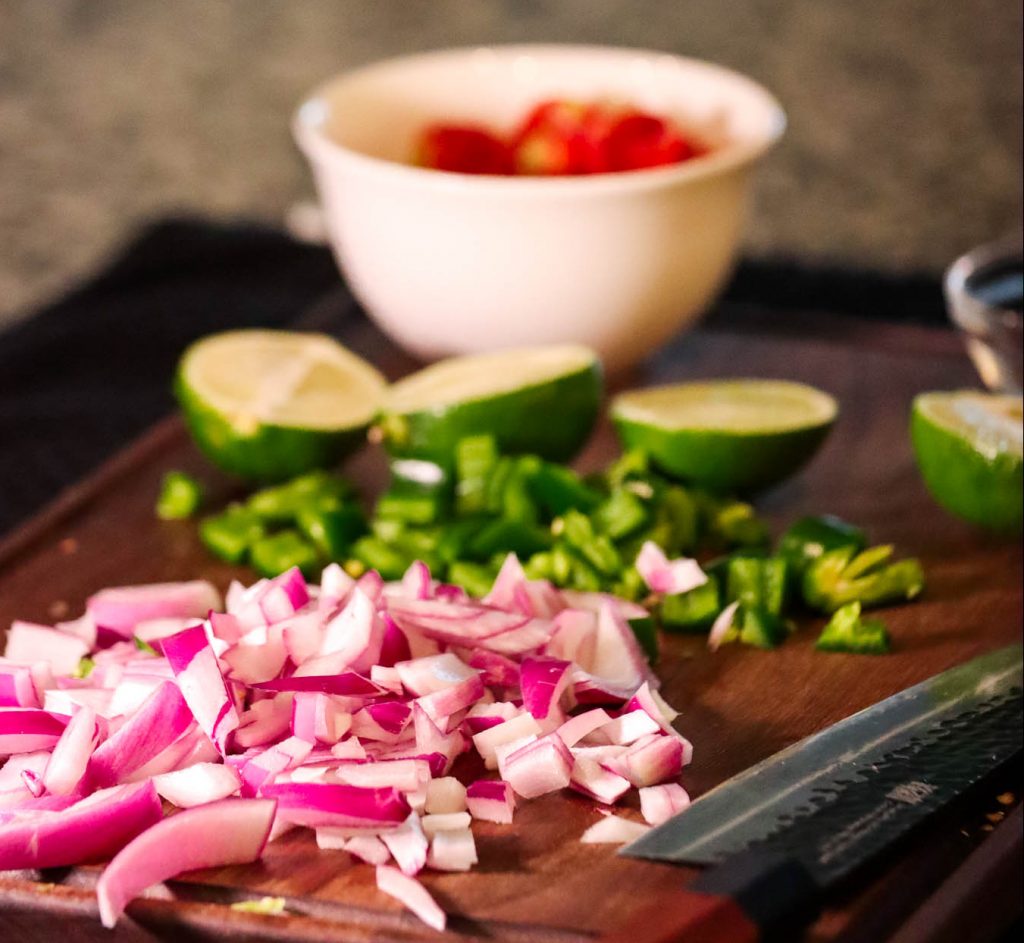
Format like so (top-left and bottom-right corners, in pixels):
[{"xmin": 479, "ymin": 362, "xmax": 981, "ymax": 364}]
[
  {"xmin": 153, "ymin": 762, "xmax": 241, "ymax": 808},
  {"xmin": 0, "ymin": 780, "xmax": 162, "ymax": 870},
  {"xmin": 415, "ymin": 673, "xmax": 484, "ymax": 727},
  {"xmin": 635, "ymin": 542, "xmax": 708, "ymax": 596},
  {"xmin": 639, "ymin": 783, "xmax": 691, "ymax": 826},
  {"xmin": 0, "ymin": 664, "xmax": 41, "ymax": 708},
  {"xmin": 162, "ymin": 624, "xmax": 239, "ymax": 754},
  {"xmin": 519, "ymin": 656, "xmax": 572, "ymax": 723},
  {"xmin": 420, "ymin": 812, "xmax": 471, "ymax": 836},
  {"xmin": 96, "ymin": 797, "xmax": 276, "ymax": 928},
  {"xmin": 395, "ymin": 652, "xmax": 479, "ymax": 697},
  {"xmin": 380, "ymin": 812, "xmax": 428, "ymax": 876},
  {"xmin": 399, "ymin": 560, "xmax": 433, "ymax": 601},
  {"xmin": 556, "ymin": 709, "xmax": 612, "ymax": 748},
  {"xmin": 87, "ymin": 581, "xmax": 221, "ymax": 637},
  {"xmin": 261, "ymin": 782, "xmax": 410, "ymax": 829},
  {"xmin": 424, "ymin": 777, "xmax": 466, "ymax": 814},
  {"xmin": 377, "ymin": 616, "xmax": 413, "ymax": 668},
  {"xmin": 502, "ymin": 734, "xmax": 573, "ymax": 799},
  {"xmin": 370, "ymin": 665, "xmax": 403, "ymax": 694},
  {"xmin": 5, "ymin": 621, "xmax": 89, "ymax": 676},
  {"xmin": 465, "ymin": 649, "xmax": 520, "ymax": 688},
  {"xmin": 427, "ymin": 827, "xmax": 477, "ymax": 872},
  {"xmin": 465, "ymin": 780, "xmax": 515, "ymax": 824},
  {"xmin": 708, "ymin": 601, "xmax": 740, "ymax": 652},
  {"xmin": 320, "ymin": 562, "xmax": 355, "ymax": 612},
  {"xmin": 389, "ymin": 599, "xmax": 530, "ymax": 645},
  {"xmin": 619, "ymin": 735, "xmax": 685, "ymax": 787},
  {"xmin": 376, "ymin": 864, "xmax": 446, "ymax": 932},
  {"xmin": 221, "ymin": 626, "xmax": 288, "ymax": 684},
  {"xmin": 344, "ymin": 834, "xmax": 390, "ymax": 864},
  {"xmin": 483, "ymin": 553, "xmax": 529, "ymax": 612},
  {"xmin": 472, "ymin": 711, "xmax": 541, "ymax": 768},
  {"xmin": 579, "ymin": 814, "xmax": 650, "ymax": 844},
  {"xmin": 587, "ymin": 709, "xmax": 662, "ymax": 746},
  {"xmin": 306, "ymin": 588, "xmax": 382, "ymax": 677},
  {"xmin": 234, "ymin": 694, "xmax": 293, "ymax": 750},
  {"xmin": 569, "ymin": 756, "xmax": 631, "ymax": 805},
  {"xmin": 42, "ymin": 705, "xmax": 101, "ymax": 796},
  {"xmin": 477, "ymin": 619, "xmax": 553, "ymax": 656}
]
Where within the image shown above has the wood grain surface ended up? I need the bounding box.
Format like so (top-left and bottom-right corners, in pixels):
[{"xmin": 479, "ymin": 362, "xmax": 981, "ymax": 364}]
[{"xmin": 0, "ymin": 308, "xmax": 1020, "ymax": 941}]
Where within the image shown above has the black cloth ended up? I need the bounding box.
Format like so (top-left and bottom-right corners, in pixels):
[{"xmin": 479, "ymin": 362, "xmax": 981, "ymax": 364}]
[{"xmin": 0, "ymin": 218, "xmax": 946, "ymax": 537}]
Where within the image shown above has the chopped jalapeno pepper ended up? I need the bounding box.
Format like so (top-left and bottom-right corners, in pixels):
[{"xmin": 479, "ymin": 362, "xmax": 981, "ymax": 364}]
[
  {"xmin": 156, "ymin": 471, "xmax": 203, "ymax": 520},
  {"xmin": 815, "ymin": 601, "xmax": 890, "ymax": 654}
]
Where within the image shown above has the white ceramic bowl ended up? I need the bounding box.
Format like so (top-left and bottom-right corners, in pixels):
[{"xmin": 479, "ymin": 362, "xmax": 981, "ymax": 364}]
[{"xmin": 294, "ymin": 45, "xmax": 785, "ymax": 371}]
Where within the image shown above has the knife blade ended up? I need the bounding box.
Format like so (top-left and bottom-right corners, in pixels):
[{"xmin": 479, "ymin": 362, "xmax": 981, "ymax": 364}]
[{"xmin": 602, "ymin": 645, "xmax": 1023, "ymax": 943}]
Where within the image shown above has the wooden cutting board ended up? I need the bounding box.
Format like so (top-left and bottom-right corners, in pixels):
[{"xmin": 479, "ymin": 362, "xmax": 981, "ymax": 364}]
[{"xmin": 0, "ymin": 309, "xmax": 1020, "ymax": 942}]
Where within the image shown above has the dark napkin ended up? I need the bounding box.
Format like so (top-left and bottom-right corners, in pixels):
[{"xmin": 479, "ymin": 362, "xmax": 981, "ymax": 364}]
[{"xmin": 0, "ymin": 217, "xmax": 945, "ymax": 537}]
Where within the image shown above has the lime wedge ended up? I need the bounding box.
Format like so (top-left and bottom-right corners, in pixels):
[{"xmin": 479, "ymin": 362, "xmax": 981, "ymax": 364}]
[
  {"xmin": 175, "ymin": 330, "xmax": 386, "ymax": 481},
  {"xmin": 611, "ymin": 379, "xmax": 837, "ymax": 492},
  {"xmin": 379, "ymin": 345, "xmax": 602, "ymax": 466},
  {"xmin": 911, "ymin": 390, "xmax": 1022, "ymax": 534}
]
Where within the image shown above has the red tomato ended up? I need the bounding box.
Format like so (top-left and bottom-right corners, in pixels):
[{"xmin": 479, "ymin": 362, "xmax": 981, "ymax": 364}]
[
  {"xmin": 601, "ymin": 112, "xmax": 699, "ymax": 171},
  {"xmin": 512, "ymin": 100, "xmax": 589, "ymax": 175},
  {"xmin": 417, "ymin": 125, "xmax": 513, "ymax": 175}
]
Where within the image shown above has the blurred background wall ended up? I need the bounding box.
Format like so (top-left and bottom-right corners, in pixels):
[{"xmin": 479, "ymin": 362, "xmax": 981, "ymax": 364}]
[{"xmin": 1, "ymin": 0, "xmax": 1021, "ymax": 326}]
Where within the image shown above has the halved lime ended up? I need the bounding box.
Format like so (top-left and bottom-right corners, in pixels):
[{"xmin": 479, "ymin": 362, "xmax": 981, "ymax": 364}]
[
  {"xmin": 378, "ymin": 345, "xmax": 602, "ymax": 466},
  {"xmin": 611, "ymin": 379, "xmax": 837, "ymax": 492},
  {"xmin": 911, "ymin": 390, "xmax": 1022, "ymax": 534},
  {"xmin": 175, "ymin": 330, "xmax": 386, "ymax": 481}
]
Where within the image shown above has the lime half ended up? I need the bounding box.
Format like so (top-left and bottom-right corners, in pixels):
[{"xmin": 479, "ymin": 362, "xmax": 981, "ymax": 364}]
[
  {"xmin": 176, "ymin": 330, "xmax": 386, "ymax": 481},
  {"xmin": 379, "ymin": 345, "xmax": 602, "ymax": 466},
  {"xmin": 611, "ymin": 379, "xmax": 837, "ymax": 492},
  {"xmin": 911, "ymin": 390, "xmax": 1022, "ymax": 534}
]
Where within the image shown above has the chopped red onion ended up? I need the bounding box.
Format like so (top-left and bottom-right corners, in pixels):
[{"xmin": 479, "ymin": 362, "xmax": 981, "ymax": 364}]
[
  {"xmin": 376, "ymin": 864, "xmax": 446, "ymax": 932},
  {"xmin": 639, "ymin": 783, "xmax": 691, "ymax": 826},
  {"xmin": 96, "ymin": 797, "xmax": 276, "ymax": 927}
]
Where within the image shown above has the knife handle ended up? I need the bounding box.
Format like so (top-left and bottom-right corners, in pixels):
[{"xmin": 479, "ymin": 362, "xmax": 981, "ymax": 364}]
[{"xmin": 600, "ymin": 851, "xmax": 820, "ymax": 943}]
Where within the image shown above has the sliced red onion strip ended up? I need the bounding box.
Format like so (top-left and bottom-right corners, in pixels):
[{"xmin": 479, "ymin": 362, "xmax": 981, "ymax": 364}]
[
  {"xmin": 96, "ymin": 797, "xmax": 276, "ymax": 928},
  {"xmin": 0, "ymin": 781, "xmax": 162, "ymax": 870},
  {"xmin": 162, "ymin": 623, "xmax": 239, "ymax": 754},
  {"xmin": 376, "ymin": 864, "xmax": 446, "ymax": 932},
  {"xmin": 88, "ymin": 681, "xmax": 193, "ymax": 787},
  {"xmin": 261, "ymin": 782, "xmax": 410, "ymax": 829},
  {"xmin": 0, "ymin": 708, "xmax": 71, "ymax": 756}
]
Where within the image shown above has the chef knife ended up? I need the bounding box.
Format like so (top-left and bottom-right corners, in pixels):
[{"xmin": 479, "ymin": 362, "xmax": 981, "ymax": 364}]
[{"xmin": 604, "ymin": 644, "xmax": 1023, "ymax": 943}]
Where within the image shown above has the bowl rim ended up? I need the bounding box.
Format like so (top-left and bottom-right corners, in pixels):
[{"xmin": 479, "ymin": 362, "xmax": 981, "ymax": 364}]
[{"xmin": 293, "ymin": 43, "xmax": 787, "ymax": 195}]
